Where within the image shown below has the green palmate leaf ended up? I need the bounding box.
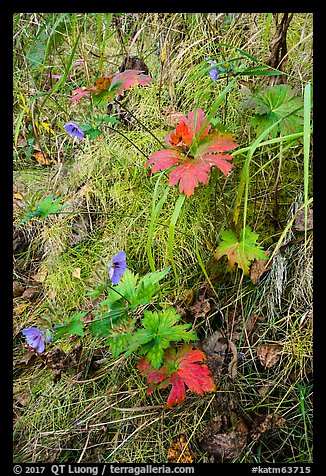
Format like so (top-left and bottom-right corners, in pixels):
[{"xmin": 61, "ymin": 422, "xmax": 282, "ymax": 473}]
[
  {"xmin": 19, "ymin": 195, "xmax": 65, "ymax": 224},
  {"xmin": 214, "ymin": 226, "xmax": 268, "ymax": 275},
  {"xmin": 108, "ymin": 333, "xmax": 133, "ymax": 359},
  {"xmin": 88, "ymin": 268, "xmax": 170, "ymax": 339},
  {"xmin": 53, "ymin": 311, "xmax": 88, "ymax": 341},
  {"xmin": 125, "ymin": 308, "xmax": 197, "ymax": 369},
  {"xmin": 243, "ymin": 84, "xmax": 304, "ymax": 138},
  {"xmin": 99, "ymin": 268, "xmax": 170, "ymax": 312},
  {"xmin": 86, "ymin": 128, "xmax": 103, "ymax": 139}
]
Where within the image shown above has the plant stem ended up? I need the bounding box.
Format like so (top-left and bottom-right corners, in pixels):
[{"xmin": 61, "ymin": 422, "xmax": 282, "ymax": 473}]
[
  {"xmin": 106, "ymin": 124, "xmax": 149, "ymax": 161},
  {"xmin": 114, "ymin": 99, "xmax": 164, "ymax": 147},
  {"xmin": 107, "ymin": 284, "xmax": 131, "ymax": 305}
]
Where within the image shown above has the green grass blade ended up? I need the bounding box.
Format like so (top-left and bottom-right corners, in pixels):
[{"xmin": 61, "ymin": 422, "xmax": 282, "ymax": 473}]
[
  {"xmin": 147, "ymin": 174, "xmax": 170, "ymax": 272},
  {"xmin": 233, "ymin": 109, "xmax": 305, "ymax": 229},
  {"xmin": 264, "ymin": 13, "xmax": 273, "ymax": 52},
  {"xmin": 303, "ymin": 82, "xmax": 311, "ymax": 245},
  {"xmin": 169, "ymin": 194, "xmax": 186, "ymax": 281},
  {"xmin": 190, "ymin": 74, "xmax": 239, "ymax": 155},
  {"xmin": 98, "ymin": 14, "xmax": 114, "ymax": 73},
  {"xmin": 195, "ymin": 241, "xmax": 219, "ymax": 300},
  {"xmin": 39, "ymin": 21, "xmax": 84, "ymax": 111},
  {"xmin": 14, "ymin": 92, "xmax": 47, "ymax": 147}
]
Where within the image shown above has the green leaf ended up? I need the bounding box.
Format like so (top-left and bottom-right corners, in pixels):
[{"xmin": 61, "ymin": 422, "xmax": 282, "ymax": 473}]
[
  {"xmin": 86, "ymin": 128, "xmax": 103, "ymax": 140},
  {"xmin": 19, "ymin": 195, "xmax": 65, "ymax": 224},
  {"xmin": 101, "ymin": 116, "xmax": 121, "ymax": 124},
  {"xmin": 243, "ymin": 84, "xmax": 304, "ymax": 138},
  {"xmin": 107, "ymin": 332, "xmax": 133, "ymax": 359},
  {"xmin": 214, "ymin": 226, "xmax": 268, "ymax": 275},
  {"xmin": 125, "ymin": 308, "xmax": 197, "ymax": 369},
  {"xmin": 53, "ymin": 311, "xmax": 87, "ymax": 341},
  {"xmin": 134, "ymin": 267, "xmax": 170, "ymax": 305},
  {"xmin": 237, "ymin": 65, "xmax": 283, "ymax": 76},
  {"xmin": 88, "ymin": 268, "xmax": 171, "ymax": 340}
]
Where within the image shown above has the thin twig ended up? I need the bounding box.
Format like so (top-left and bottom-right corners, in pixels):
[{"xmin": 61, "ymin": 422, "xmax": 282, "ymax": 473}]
[{"xmin": 114, "ymin": 99, "xmax": 164, "ymax": 148}]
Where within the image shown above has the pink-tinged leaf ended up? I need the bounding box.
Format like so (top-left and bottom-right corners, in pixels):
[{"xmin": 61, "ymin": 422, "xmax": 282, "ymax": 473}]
[
  {"xmin": 168, "ymin": 160, "xmax": 211, "ymax": 197},
  {"xmin": 138, "ymin": 357, "xmax": 168, "ymax": 395},
  {"xmin": 201, "ymin": 154, "xmax": 235, "ymax": 176},
  {"xmin": 197, "ymin": 132, "xmax": 239, "ymax": 155},
  {"xmin": 71, "ymin": 88, "xmax": 91, "ymax": 103},
  {"xmin": 111, "ymin": 70, "xmax": 153, "ymax": 95},
  {"xmin": 146, "ymin": 149, "xmax": 180, "ymax": 173},
  {"xmin": 184, "ymin": 108, "xmax": 211, "ymax": 140}
]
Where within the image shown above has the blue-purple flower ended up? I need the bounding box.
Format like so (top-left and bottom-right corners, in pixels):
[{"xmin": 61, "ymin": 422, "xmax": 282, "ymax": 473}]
[
  {"xmin": 21, "ymin": 326, "xmax": 52, "ymax": 353},
  {"xmin": 64, "ymin": 121, "xmax": 84, "ymax": 139},
  {"xmin": 108, "ymin": 251, "xmax": 127, "ymax": 285},
  {"xmin": 205, "ymin": 57, "xmax": 219, "ymax": 82}
]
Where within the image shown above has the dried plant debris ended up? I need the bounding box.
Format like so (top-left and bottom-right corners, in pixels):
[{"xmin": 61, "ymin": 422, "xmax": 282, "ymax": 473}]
[
  {"xmin": 227, "ymin": 339, "xmax": 238, "ymax": 380},
  {"xmin": 293, "ymin": 208, "xmax": 313, "ymax": 232},
  {"xmin": 46, "ymin": 343, "xmax": 83, "ymax": 382},
  {"xmin": 250, "ymin": 253, "xmax": 272, "ymax": 285},
  {"xmin": 227, "ymin": 308, "xmax": 263, "ymax": 341},
  {"xmin": 167, "ymin": 434, "xmax": 195, "ymax": 463},
  {"xmin": 257, "ymin": 381, "xmax": 276, "ymax": 398},
  {"xmin": 201, "ymin": 331, "xmax": 228, "ymax": 382},
  {"xmin": 251, "ymin": 413, "xmax": 286, "ymax": 442},
  {"xmin": 257, "ymin": 343, "xmax": 283, "ymax": 368},
  {"xmin": 13, "ymin": 281, "xmax": 25, "ymax": 298},
  {"xmin": 189, "ymin": 295, "xmax": 211, "ymax": 319},
  {"xmin": 201, "ymin": 413, "xmax": 249, "ymax": 462}
]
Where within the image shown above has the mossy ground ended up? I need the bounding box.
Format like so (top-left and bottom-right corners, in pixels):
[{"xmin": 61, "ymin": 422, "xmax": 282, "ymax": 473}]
[{"xmin": 13, "ymin": 13, "xmax": 313, "ymax": 463}]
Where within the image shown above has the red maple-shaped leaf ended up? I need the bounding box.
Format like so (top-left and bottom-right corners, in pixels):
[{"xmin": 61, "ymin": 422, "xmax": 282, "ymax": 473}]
[
  {"xmin": 138, "ymin": 344, "xmax": 216, "ymax": 408},
  {"xmin": 146, "ymin": 108, "xmax": 238, "ymax": 197}
]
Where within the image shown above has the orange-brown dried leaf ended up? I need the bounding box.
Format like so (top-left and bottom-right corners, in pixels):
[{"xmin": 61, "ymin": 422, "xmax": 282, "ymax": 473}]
[
  {"xmin": 251, "ymin": 413, "xmax": 286, "ymax": 442},
  {"xmin": 94, "ymin": 76, "xmax": 113, "ymax": 91},
  {"xmin": 201, "ymin": 418, "xmax": 248, "ymax": 461},
  {"xmin": 257, "ymin": 343, "xmax": 283, "ymax": 368},
  {"xmin": 250, "ymin": 252, "xmax": 272, "ymax": 285},
  {"xmin": 32, "ymin": 151, "xmax": 52, "ymax": 166},
  {"xmin": 167, "ymin": 434, "xmax": 195, "ymax": 463}
]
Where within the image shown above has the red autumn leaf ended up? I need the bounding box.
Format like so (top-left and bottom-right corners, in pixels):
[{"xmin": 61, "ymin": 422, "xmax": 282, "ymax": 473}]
[
  {"xmin": 146, "ymin": 108, "xmax": 238, "ymax": 197},
  {"xmin": 138, "ymin": 344, "xmax": 216, "ymax": 408}
]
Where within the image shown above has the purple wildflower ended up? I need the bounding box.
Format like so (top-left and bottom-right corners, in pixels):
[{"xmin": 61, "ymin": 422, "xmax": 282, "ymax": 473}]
[
  {"xmin": 21, "ymin": 327, "xmax": 47, "ymax": 353},
  {"xmin": 205, "ymin": 57, "xmax": 219, "ymax": 82},
  {"xmin": 64, "ymin": 121, "xmax": 84, "ymax": 139},
  {"xmin": 108, "ymin": 251, "xmax": 127, "ymax": 285}
]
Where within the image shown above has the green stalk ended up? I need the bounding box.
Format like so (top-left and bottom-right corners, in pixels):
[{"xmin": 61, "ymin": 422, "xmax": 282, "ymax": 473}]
[
  {"xmin": 264, "ymin": 14, "xmax": 273, "ymax": 53},
  {"xmin": 233, "ymin": 108, "xmax": 306, "ymax": 231},
  {"xmin": 147, "ymin": 175, "xmax": 170, "ymax": 272},
  {"xmin": 169, "ymin": 194, "xmax": 186, "ymax": 281},
  {"xmin": 303, "ymin": 82, "xmax": 311, "ymax": 246},
  {"xmin": 232, "ymin": 132, "xmax": 304, "ymax": 157},
  {"xmin": 190, "ymin": 75, "xmax": 239, "ymax": 155},
  {"xmin": 39, "ymin": 19, "xmax": 84, "ymax": 111},
  {"xmin": 98, "ymin": 14, "xmax": 114, "ymax": 73}
]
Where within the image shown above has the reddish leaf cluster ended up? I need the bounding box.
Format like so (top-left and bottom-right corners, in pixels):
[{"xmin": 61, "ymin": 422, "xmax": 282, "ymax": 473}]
[
  {"xmin": 138, "ymin": 344, "xmax": 216, "ymax": 408},
  {"xmin": 146, "ymin": 108, "xmax": 238, "ymax": 197},
  {"xmin": 71, "ymin": 69, "xmax": 153, "ymax": 103}
]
